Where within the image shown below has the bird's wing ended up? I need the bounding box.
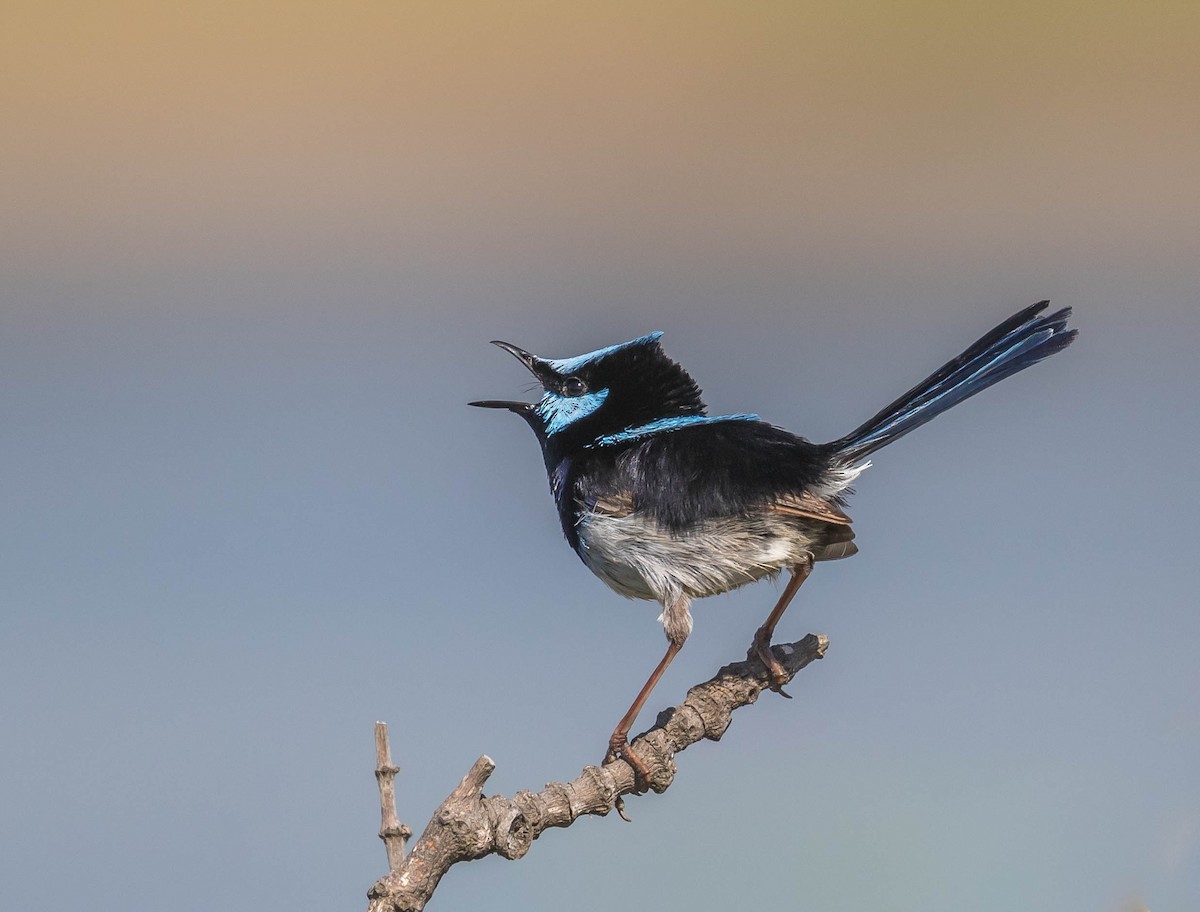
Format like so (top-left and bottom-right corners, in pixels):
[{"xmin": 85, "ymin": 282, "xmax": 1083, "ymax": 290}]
[{"xmin": 580, "ymin": 419, "xmax": 838, "ymax": 530}]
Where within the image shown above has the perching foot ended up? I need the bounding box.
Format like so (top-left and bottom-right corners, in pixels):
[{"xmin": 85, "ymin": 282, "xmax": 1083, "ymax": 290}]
[{"xmin": 752, "ymin": 626, "xmax": 793, "ymax": 698}]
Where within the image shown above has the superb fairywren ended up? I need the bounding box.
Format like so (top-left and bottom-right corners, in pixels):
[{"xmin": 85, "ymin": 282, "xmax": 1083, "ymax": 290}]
[{"xmin": 471, "ymin": 301, "xmax": 1076, "ymax": 783}]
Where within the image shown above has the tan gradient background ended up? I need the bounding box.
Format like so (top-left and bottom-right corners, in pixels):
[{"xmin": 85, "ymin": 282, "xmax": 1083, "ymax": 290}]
[
  {"xmin": 4, "ymin": 1, "xmax": 1197, "ymax": 292},
  {"xmin": 1, "ymin": 4, "xmax": 1197, "ymax": 912}
]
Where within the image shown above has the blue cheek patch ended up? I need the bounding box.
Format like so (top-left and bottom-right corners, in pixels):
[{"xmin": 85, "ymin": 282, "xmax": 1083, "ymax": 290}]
[{"xmin": 536, "ymin": 389, "xmax": 610, "ymax": 435}]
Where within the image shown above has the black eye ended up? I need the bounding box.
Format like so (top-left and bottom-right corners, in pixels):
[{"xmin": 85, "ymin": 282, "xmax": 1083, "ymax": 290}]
[{"xmin": 562, "ymin": 376, "xmax": 588, "ymax": 396}]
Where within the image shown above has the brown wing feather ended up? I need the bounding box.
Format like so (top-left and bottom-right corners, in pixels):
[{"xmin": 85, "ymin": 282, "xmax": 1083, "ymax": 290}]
[
  {"xmin": 590, "ymin": 489, "xmax": 852, "ymax": 524},
  {"xmin": 769, "ymin": 491, "xmax": 853, "ymax": 525},
  {"xmin": 774, "ymin": 492, "xmax": 858, "ymax": 562},
  {"xmin": 588, "ymin": 491, "xmax": 635, "ymax": 517}
]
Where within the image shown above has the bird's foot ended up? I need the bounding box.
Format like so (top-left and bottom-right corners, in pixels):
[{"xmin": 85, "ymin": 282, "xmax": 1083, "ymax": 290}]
[
  {"xmin": 604, "ymin": 732, "xmax": 651, "ymax": 802},
  {"xmin": 752, "ymin": 627, "xmax": 793, "ymax": 699}
]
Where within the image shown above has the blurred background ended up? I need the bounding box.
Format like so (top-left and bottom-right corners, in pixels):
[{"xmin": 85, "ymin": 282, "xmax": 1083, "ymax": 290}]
[{"xmin": 2, "ymin": 2, "xmax": 1197, "ymax": 910}]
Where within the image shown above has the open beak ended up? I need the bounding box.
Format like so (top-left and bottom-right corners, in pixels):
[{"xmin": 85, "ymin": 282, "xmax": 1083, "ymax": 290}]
[{"xmin": 468, "ymin": 340, "xmax": 549, "ymax": 413}]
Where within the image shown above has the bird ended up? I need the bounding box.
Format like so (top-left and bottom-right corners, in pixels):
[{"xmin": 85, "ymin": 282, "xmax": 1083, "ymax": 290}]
[{"xmin": 470, "ymin": 301, "xmax": 1076, "ymax": 785}]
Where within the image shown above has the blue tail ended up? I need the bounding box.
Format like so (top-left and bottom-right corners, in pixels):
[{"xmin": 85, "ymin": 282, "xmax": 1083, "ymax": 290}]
[{"xmin": 832, "ymin": 301, "xmax": 1076, "ymax": 463}]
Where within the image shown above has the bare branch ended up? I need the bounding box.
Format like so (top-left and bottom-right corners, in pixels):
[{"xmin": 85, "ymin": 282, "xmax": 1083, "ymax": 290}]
[
  {"xmin": 374, "ymin": 722, "xmax": 412, "ymax": 872},
  {"xmin": 367, "ymin": 634, "xmax": 828, "ymax": 912}
]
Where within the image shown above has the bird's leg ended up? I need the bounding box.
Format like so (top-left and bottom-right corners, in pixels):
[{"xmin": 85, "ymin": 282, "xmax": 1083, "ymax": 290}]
[
  {"xmin": 752, "ymin": 562, "xmax": 812, "ymax": 696},
  {"xmin": 603, "ymin": 640, "xmax": 682, "ymax": 788}
]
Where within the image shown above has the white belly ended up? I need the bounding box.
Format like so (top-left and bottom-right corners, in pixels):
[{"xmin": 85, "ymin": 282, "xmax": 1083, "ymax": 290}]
[{"xmin": 575, "ymin": 509, "xmax": 818, "ymax": 602}]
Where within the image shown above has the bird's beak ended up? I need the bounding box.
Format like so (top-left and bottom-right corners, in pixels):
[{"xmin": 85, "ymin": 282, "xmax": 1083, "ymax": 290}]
[
  {"xmin": 488, "ymin": 340, "xmax": 541, "ymax": 374},
  {"xmin": 468, "ymin": 398, "xmax": 533, "ymax": 414},
  {"xmin": 468, "ymin": 340, "xmax": 552, "ymax": 413}
]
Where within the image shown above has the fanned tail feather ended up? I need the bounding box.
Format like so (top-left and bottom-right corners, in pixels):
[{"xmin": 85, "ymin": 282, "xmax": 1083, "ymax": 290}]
[{"xmin": 832, "ymin": 301, "xmax": 1076, "ymax": 463}]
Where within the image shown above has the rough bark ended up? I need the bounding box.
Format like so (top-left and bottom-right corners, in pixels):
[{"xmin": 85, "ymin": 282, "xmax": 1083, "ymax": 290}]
[{"xmin": 368, "ymin": 634, "xmax": 828, "ymax": 912}]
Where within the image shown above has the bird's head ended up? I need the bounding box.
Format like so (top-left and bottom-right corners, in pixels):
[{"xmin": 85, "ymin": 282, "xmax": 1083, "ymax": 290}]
[{"xmin": 470, "ymin": 332, "xmax": 706, "ymax": 456}]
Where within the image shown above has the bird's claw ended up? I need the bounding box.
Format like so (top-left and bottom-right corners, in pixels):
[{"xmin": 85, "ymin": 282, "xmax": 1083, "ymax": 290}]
[
  {"xmin": 753, "ymin": 634, "xmax": 793, "ymax": 698},
  {"xmin": 605, "ymin": 733, "xmax": 651, "ymax": 820},
  {"xmin": 605, "ymin": 734, "xmax": 651, "ymax": 786}
]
